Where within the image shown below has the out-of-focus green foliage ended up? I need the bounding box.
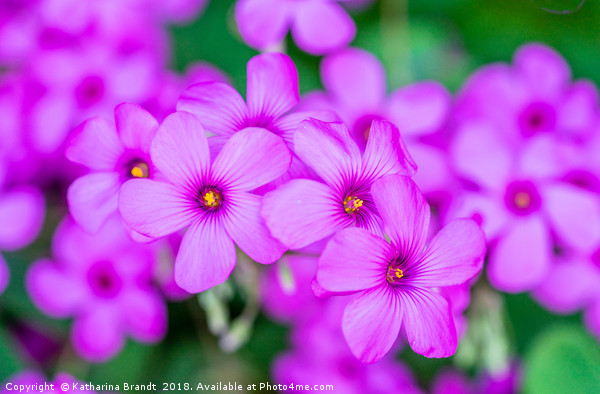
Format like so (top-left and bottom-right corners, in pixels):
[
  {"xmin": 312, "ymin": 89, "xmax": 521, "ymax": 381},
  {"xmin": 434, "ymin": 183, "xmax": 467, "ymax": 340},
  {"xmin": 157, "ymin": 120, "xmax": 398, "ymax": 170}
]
[{"xmin": 524, "ymin": 324, "xmax": 600, "ymax": 394}]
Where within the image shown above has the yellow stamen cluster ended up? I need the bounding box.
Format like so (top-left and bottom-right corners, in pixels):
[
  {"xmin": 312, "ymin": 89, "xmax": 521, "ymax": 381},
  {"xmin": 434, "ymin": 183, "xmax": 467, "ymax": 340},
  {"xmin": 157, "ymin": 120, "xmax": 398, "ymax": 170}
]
[
  {"xmin": 514, "ymin": 191, "xmax": 531, "ymax": 209},
  {"xmin": 343, "ymin": 196, "xmax": 364, "ymax": 214},
  {"xmin": 130, "ymin": 162, "xmax": 149, "ymax": 178},
  {"xmin": 387, "ymin": 268, "xmax": 404, "ymax": 283},
  {"xmin": 203, "ymin": 190, "xmax": 221, "ymax": 208}
]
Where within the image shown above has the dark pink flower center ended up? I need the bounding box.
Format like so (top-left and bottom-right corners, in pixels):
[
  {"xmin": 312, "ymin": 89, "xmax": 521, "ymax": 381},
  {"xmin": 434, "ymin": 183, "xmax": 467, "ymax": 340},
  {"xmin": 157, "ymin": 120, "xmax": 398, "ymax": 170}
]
[
  {"xmin": 504, "ymin": 180, "xmax": 541, "ymax": 216},
  {"xmin": 87, "ymin": 261, "xmax": 122, "ymax": 298},
  {"xmin": 75, "ymin": 75, "xmax": 105, "ymax": 109},
  {"xmin": 518, "ymin": 101, "xmax": 556, "ymax": 137}
]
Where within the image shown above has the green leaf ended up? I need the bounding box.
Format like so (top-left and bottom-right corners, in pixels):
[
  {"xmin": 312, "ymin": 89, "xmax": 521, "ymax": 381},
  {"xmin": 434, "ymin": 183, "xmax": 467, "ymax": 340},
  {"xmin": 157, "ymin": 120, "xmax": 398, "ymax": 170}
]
[
  {"xmin": 0, "ymin": 326, "xmax": 24, "ymax": 381},
  {"xmin": 524, "ymin": 324, "xmax": 600, "ymax": 394}
]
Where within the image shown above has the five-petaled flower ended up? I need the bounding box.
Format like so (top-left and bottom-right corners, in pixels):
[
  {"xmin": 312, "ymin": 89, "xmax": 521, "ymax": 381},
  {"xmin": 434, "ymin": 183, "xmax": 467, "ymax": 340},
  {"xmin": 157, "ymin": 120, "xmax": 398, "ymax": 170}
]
[{"xmin": 118, "ymin": 111, "xmax": 291, "ymax": 293}]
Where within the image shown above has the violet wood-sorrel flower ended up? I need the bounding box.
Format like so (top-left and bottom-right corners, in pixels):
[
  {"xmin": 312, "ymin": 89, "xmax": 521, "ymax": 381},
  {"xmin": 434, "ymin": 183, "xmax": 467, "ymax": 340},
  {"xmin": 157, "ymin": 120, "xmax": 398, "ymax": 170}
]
[
  {"xmin": 118, "ymin": 111, "xmax": 291, "ymax": 293},
  {"xmin": 316, "ymin": 174, "xmax": 486, "ymax": 363},
  {"xmin": 66, "ymin": 103, "xmax": 159, "ymax": 235},
  {"xmin": 261, "ymin": 118, "xmax": 415, "ymax": 250}
]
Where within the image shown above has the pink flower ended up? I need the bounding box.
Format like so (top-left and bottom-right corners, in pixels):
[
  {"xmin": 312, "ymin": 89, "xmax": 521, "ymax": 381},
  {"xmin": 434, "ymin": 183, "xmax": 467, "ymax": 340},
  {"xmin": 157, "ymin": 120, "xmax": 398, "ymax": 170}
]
[
  {"xmin": 262, "ymin": 118, "xmax": 415, "ymax": 250},
  {"xmin": 316, "ymin": 174, "xmax": 485, "ymax": 363},
  {"xmin": 118, "ymin": 111, "xmax": 291, "ymax": 293},
  {"xmin": 26, "ymin": 216, "xmax": 167, "ymax": 362},
  {"xmin": 66, "ymin": 103, "xmax": 159, "ymax": 235},
  {"xmin": 450, "ymin": 124, "xmax": 600, "ymax": 292},
  {"xmin": 234, "ymin": 0, "xmax": 356, "ymax": 55},
  {"xmin": 454, "ymin": 43, "xmax": 599, "ymax": 145}
]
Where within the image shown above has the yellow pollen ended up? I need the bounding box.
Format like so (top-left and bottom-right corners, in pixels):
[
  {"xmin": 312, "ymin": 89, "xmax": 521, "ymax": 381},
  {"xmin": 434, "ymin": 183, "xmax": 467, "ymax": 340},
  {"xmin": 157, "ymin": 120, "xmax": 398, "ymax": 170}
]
[
  {"xmin": 387, "ymin": 267, "xmax": 404, "ymax": 283},
  {"xmin": 514, "ymin": 192, "xmax": 531, "ymax": 209},
  {"xmin": 203, "ymin": 190, "xmax": 220, "ymax": 208},
  {"xmin": 130, "ymin": 162, "xmax": 149, "ymax": 178},
  {"xmin": 343, "ymin": 196, "xmax": 364, "ymax": 214}
]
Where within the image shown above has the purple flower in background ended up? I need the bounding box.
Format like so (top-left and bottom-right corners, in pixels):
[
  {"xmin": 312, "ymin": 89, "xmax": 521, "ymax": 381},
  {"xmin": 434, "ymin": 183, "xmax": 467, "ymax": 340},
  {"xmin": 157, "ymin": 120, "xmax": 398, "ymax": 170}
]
[
  {"xmin": 65, "ymin": 102, "xmax": 158, "ymax": 235},
  {"xmin": 262, "ymin": 118, "xmax": 415, "ymax": 250},
  {"xmin": 25, "ymin": 44, "xmax": 160, "ymax": 153},
  {"xmin": 119, "ymin": 111, "xmax": 291, "ymax": 293},
  {"xmin": 26, "ymin": 216, "xmax": 167, "ymax": 362},
  {"xmin": 316, "ymin": 174, "xmax": 485, "ymax": 363},
  {"xmin": 533, "ymin": 244, "xmax": 600, "ymax": 340},
  {"xmin": 450, "ymin": 124, "xmax": 600, "ymax": 292},
  {"xmin": 454, "ymin": 43, "xmax": 599, "ymax": 145},
  {"xmin": 431, "ymin": 365, "xmax": 521, "ymax": 394},
  {"xmin": 234, "ymin": 0, "xmax": 356, "ymax": 55},
  {"xmin": 0, "ymin": 185, "xmax": 45, "ymax": 294},
  {"xmin": 274, "ymin": 301, "xmax": 423, "ymax": 394}
]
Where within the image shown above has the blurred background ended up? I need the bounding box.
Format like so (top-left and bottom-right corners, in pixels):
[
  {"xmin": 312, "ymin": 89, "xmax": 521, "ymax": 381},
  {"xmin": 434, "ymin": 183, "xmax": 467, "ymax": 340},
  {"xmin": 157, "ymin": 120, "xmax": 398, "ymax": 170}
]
[{"xmin": 1, "ymin": 0, "xmax": 600, "ymax": 393}]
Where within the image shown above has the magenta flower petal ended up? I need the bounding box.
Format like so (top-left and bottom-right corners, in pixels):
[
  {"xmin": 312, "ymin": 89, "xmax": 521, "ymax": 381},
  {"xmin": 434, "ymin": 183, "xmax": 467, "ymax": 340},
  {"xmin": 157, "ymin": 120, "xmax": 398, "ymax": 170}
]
[
  {"xmin": 174, "ymin": 221, "xmax": 236, "ymax": 293},
  {"xmin": 451, "ymin": 193, "xmax": 508, "ymax": 240},
  {"xmin": 222, "ymin": 193, "xmax": 286, "ymax": 264},
  {"xmin": 370, "ymin": 175, "xmax": 430, "ymax": 261},
  {"xmin": 119, "ymin": 179, "xmax": 195, "ymax": 238},
  {"xmin": 150, "ymin": 111, "xmax": 210, "ymax": 187},
  {"xmin": 451, "ymin": 122, "xmax": 512, "ymax": 191},
  {"xmin": 321, "ymin": 48, "xmax": 386, "ymax": 110},
  {"xmin": 26, "ymin": 259, "xmax": 85, "ymax": 318},
  {"xmin": 399, "ymin": 287, "xmax": 456, "ymax": 358},
  {"xmin": 262, "ymin": 179, "xmax": 350, "ymax": 249},
  {"xmin": 0, "ymin": 187, "xmax": 44, "ymax": 250},
  {"xmin": 72, "ymin": 308, "xmax": 125, "ymax": 362},
  {"xmin": 294, "ymin": 119, "xmax": 361, "ymax": 190},
  {"xmin": 542, "ymin": 183, "xmax": 600, "ymax": 252},
  {"xmin": 114, "ymin": 103, "xmax": 159, "ymax": 152},
  {"xmin": 361, "ymin": 120, "xmax": 416, "ymax": 180},
  {"xmin": 235, "ymin": 0, "xmax": 289, "ymax": 51},
  {"xmin": 514, "ymin": 43, "xmax": 570, "ymax": 97},
  {"xmin": 247, "ymin": 53, "xmax": 299, "ymax": 122},
  {"xmin": 177, "ymin": 82, "xmax": 248, "ymax": 136},
  {"xmin": 291, "ymin": 1, "xmax": 356, "ymax": 55},
  {"xmin": 342, "ymin": 285, "xmax": 402, "ymax": 364},
  {"xmin": 212, "ymin": 127, "xmax": 291, "ymax": 191},
  {"xmin": 67, "ymin": 172, "xmax": 121, "ymax": 234},
  {"xmin": 387, "ymin": 81, "xmax": 451, "ymax": 137},
  {"xmin": 414, "ymin": 219, "xmax": 486, "ymax": 287},
  {"xmin": 533, "ymin": 258, "xmax": 599, "ymax": 314},
  {"xmin": 65, "ymin": 117, "xmax": 124, "ymax": 171},
  {"xmin": 488, "ymin": 216, "xmax": 551, "ymax": 292},
  {"xmin": 122, "ymin": 290, "xmax": 167, "ymax": 342},
  {"xmin": 318, "ymin": 227, "xmax": 393, "ymax": 293}
]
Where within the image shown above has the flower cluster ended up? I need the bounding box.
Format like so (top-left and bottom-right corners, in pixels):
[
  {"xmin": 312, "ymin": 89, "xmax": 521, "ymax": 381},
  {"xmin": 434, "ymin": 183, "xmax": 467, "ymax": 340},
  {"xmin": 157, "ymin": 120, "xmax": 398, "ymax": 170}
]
[{"xmin": 2, "ymin": 0, "xmax": 599, "ymax": 392}]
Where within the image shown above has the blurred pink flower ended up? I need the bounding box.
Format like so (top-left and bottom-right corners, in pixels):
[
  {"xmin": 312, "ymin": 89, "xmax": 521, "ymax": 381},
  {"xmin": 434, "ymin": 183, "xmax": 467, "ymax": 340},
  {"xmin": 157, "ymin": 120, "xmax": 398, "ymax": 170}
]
[
  {"xmin": 235, "ymin": 0, "xmax": 356, "ymax": 55},
  {"xmin": 450, "ymin": 123, "xmax": 600, "ymax": 292},
  {"xmin": 26, "ymin": 216, "xmax": 167, "ymax": 362}
]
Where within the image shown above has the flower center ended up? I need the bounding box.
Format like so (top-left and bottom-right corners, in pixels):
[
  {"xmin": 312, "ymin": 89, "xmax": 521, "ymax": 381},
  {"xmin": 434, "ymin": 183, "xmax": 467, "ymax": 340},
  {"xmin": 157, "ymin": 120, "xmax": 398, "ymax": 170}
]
[
  {"xmin": 343, "ymin": 196, "xmax": 363, "ymax": 214},
  {"xmin": 75, "ymin": 75, "xmax": 105, "ymax": 108},
  {"xmin": 129, "ymin": 161, "xmax": 150, "ymax": 178},
  {"xmin": 386, "ymin": 264, "xmax": 404, "ymax": 285},
  {"xmin": 518, "ymin": 101, "xmax": 556, "ymax": 137},
  {"xmin": 87, "ymin": 261, "xmax": 122, "ymax": 299},
  {"xmin": 202, "ymin": 189, "xmax": 221, "ymax": 208},
  {"xmin": 504, "ymin": 180, "xmax": 541, "ymax": 216}
]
